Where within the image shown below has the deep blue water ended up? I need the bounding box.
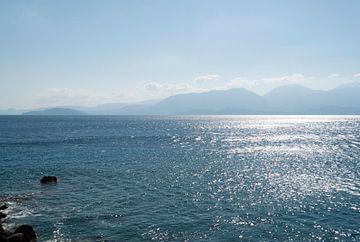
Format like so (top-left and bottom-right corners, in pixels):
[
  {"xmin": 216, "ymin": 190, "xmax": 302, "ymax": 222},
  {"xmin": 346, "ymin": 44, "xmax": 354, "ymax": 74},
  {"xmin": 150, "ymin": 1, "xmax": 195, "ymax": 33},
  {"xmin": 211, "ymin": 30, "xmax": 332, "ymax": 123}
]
[{"xmin": 0, "ymin": 116, "xmax": 360, "ymax": 241}]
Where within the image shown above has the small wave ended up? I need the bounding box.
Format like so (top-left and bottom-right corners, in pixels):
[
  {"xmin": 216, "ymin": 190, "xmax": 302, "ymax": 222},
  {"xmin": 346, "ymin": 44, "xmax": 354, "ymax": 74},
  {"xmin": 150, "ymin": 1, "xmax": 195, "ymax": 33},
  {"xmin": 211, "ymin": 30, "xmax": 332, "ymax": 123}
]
[
  {"xmin": 8, "ymin": 209, "xmax": 35, "ymax": 219},
  {"xmin": 1, "ymin": 222, "xmax": 16, "ymax": 231},
  {"xmin": 0, "ymin": 192, "xmax": 41, "ymax": 203},
  {"xmin": 2, "ymin": 204, "xmax": 37, "ymax": 224},
  {"xmin": 0, "ymin": 193, "xmax": 40, "ymax": 225}
]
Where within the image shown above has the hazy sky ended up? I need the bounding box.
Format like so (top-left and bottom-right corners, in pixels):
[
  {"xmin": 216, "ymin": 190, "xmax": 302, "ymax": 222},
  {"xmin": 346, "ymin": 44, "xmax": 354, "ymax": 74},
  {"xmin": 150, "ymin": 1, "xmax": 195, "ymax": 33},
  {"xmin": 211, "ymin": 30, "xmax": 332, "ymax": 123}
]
[{"xmin": 1, "ymin": 0, "xmax": 360, "ymax": 109}]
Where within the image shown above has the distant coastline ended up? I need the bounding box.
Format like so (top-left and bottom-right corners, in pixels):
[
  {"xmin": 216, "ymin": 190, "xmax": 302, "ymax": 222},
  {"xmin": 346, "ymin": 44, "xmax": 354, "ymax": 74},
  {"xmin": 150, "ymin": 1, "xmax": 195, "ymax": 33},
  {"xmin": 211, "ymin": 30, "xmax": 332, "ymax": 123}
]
[
  {"xmin": 22, "ymin": 108, "xmax": 88, "ymax": 116},
  {"xmin": 1, "ymin": 82, "xmax": 360, "ymax": 116}
]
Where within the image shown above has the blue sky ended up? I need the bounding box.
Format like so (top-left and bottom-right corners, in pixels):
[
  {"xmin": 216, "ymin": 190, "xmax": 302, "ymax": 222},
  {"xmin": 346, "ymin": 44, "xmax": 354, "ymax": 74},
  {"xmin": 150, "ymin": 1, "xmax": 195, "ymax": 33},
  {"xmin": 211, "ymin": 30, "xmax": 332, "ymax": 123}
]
[{"xmin": 1, "ymin": 0, "xmax": 360, "ymax": 109}]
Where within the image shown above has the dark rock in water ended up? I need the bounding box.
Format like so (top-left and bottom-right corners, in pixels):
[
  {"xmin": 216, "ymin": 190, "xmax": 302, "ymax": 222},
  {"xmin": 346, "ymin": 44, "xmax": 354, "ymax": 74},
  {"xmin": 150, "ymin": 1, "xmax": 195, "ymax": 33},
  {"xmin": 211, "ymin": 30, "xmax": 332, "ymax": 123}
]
[
  {"xmin": 0, "ymin": 224, "xmax": 10, "ymax": 242},
  {"xmin": 0, "ymin": 224, "xmax": 10, "ymax": 235},
  {"xmin": 0, "ymin": 204, "xmax": 8, "ymax": 210},
  {"xmin": 40, "ymin": 176, "xmax": 57, "ymax": 184},
  {"xmin": 0, "ymin": 234, "xmax": 7, "ymax": 242},
  {"xmin": 14, "ymin": 225, "xmax": 36, "ymax": 242},
  {"xmin": 6, "ymin": 233, "xmax": 24, "ymax": 242},
  {"xmin": 0, "ymin": 212, "xmax": 6, "ymax": 219},
  {"xmin": 1, "ymin": 211, "xmax": 37, "ymax": 242}
]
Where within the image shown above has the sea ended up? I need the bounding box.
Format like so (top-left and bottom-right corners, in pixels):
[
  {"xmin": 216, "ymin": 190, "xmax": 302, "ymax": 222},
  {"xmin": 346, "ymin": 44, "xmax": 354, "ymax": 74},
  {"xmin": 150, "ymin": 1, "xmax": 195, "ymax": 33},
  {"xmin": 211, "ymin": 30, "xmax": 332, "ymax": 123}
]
[{"xmin": 0, "ymin": 115, "xmax": 359, "ymax": 241}]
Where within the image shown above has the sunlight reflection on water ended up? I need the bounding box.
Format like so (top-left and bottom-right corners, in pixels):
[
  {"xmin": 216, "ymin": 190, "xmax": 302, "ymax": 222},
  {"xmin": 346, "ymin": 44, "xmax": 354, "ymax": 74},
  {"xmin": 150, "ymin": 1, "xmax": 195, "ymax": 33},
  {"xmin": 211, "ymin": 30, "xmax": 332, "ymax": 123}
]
[{"xmin": 0, "ymin": 116, "xmax": 359, "ymax": 241}]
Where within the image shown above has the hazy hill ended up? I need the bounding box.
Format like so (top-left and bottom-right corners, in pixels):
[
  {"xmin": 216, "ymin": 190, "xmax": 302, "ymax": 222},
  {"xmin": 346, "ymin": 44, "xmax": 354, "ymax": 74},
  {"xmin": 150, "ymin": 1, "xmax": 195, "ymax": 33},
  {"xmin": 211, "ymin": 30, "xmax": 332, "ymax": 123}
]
[
  {"xmin": 321, "ymin": 83, "xmax": 360, "ymax": 108},
  {"xmin": 147, "ymin": 88, "xmax": 266, "ymax": 115},
  {"xmin": 71, "ymin": 100, "xmax": 160, "ymax": 115},
  {"xmin": 263, "ymin": 85, "xmax": 324, "ymax": 113},
  {"xmin": 20, "ymin": 82, "xmax": 360, "ymax": 115},
  {"xmin": 146, "ymin": 82, "xmax": 360, "ymax": 115},
  {"xmin": 0, "ymin": 108, "xmax": 27, "ymax": 115},
  {"xmin": 23, "ymin": 108, "xmax": 87, "ymax": 115},
  {"xmin": 138, "ymin": 82, "xmax": 360, "ymax": 115}
]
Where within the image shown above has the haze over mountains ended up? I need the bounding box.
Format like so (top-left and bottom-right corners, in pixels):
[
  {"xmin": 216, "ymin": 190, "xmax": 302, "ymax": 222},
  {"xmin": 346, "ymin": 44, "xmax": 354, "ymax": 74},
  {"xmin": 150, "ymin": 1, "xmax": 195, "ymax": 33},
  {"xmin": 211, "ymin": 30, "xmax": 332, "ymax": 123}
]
[
  {"xmin": 23, "ymin": 108, "xmax": 87, "ymax": 116},
  {"xmin": 18, "ymin": 82, "xmax": 360, "ymax": 115}
]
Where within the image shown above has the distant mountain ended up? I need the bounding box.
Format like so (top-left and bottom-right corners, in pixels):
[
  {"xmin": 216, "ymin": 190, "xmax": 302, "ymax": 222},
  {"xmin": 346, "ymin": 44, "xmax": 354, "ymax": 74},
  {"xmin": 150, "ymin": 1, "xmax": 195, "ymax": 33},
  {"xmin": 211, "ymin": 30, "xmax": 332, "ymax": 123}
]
[
  {"xmin": 321, "ymin": 83, "xmax": 360, "ymax": 108},
  {"xmin": 18, "ymin": 82, "xmax": 360, "ymax": 115},
  {"xmin": 21, "ymin": 100, "xmax": 161, "ymax": 115},
  {"xmin": 145, "ymin": 88, "xmax": 266, "ymax": 115},
  {"xmin": 304, "ymin": 106, "xmax": 360, "ymax": 115},
  {"xmin": 84, "ymin": 99, "xmax": 160, "ymax": 115},
  {"xmin": 0, "ymin": 108, "xmax": 27, "ymax": 115},
  {"xmin": 263, "ymin": 85, "xmax": 324, "ymax": 113},
  {"xmin": 23, "ymin": 108, "xmax": 87, "ymax": 115},
  {"xmin": 138, "ymin": 82, "xmax": 360, "ymax": 115},
  {"xmin": 333, "ymin": 81, "xmax": 360, "ymax": 90}
]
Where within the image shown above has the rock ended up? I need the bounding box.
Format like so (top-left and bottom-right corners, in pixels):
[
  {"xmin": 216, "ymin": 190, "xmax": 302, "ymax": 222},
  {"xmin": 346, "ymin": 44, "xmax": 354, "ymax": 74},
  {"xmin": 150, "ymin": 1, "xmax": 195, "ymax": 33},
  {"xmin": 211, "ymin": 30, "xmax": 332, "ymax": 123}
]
[
  {"xmin": 0, "ymin": 224, "xmax": 10, "ymax": 242},
  {"xmin": 0, "ymin": 224, "xmax": 5, "ymax": 236},
  {"xmin": 14, "ymin": 225, "xmax": 36, "ymax": 242},
  {"xmin": 0, "ymin": 204, "xmax": 7, "ymax": 210},
  {"xmin": 7, "ymin": 233, "xmax": 24, "ymax": 242},
  {"xmin": 0, "ymin": 212, "xmax": 6, "ymax": 219},
  {"xmin": 0, "ymin": 234, "xmax": 7, "ymax": 242},
  {"xmin": 40, "ymin": 176, "xmax": 57, "ymax": 184}
]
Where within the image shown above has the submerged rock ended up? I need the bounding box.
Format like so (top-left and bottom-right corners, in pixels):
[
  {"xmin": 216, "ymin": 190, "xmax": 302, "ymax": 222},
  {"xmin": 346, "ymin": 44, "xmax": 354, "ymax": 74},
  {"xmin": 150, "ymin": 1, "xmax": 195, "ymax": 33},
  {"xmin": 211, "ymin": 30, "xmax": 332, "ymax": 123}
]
[
  {"xmin": 0, "ymin": 233, "xmax": 7, "ymax": 242},
  {"xmin": 0, "ymin": 203, "xmax": 37, "ymax": 242},
  {"xmin": 0, "ymin": 212, "xmax": 6, "ymax": 219},
  {"xmin": 40, "ymin": 176, "xmax": 57, "ymax": 184},
  {"xmin": 0, "ymin": 224, "xmax": 11, "ymax": 241},
  {"xmin": 6, "ymin": 233, "xmax": 24, "ymax": 242},
  {"xmin": 13, "ymin": 225, "xmax": 36, "ymax": 242},
  {"xmin": 0, "ymin": 236, "xmax": 6, "ymax": 242},
  {"xmin": 0, "ymin": 204, "xmax": 7, "ymax": 211},
  {"xmin": 1, "ymin": 224, "xmax": 10, "ymax": 236}
]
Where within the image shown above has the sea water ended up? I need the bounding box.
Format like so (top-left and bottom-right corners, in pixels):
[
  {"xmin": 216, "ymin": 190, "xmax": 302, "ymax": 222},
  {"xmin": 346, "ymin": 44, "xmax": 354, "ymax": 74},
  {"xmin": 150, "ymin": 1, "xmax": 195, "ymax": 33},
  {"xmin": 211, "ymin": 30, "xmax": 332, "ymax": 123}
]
[{"xmin": 0, "ymin": 116, "xmax": 359, "ymax": 241}]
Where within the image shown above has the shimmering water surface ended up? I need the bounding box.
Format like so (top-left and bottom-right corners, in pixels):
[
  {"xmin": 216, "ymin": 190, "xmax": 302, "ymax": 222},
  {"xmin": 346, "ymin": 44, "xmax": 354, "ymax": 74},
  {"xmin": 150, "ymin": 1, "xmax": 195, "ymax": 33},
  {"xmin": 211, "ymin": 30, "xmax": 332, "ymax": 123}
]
[{"xmin": 0, "ymin": 116, "xmax": 359, "ymax": 241}]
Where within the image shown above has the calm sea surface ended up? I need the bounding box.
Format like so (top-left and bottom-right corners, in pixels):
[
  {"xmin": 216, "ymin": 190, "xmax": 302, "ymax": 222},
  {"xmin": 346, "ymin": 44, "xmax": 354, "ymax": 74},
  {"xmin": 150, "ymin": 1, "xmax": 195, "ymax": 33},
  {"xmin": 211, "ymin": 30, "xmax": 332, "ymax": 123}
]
[{"xmin": 0, "ymin": 116, "xmax": 359, "ymax": 241}]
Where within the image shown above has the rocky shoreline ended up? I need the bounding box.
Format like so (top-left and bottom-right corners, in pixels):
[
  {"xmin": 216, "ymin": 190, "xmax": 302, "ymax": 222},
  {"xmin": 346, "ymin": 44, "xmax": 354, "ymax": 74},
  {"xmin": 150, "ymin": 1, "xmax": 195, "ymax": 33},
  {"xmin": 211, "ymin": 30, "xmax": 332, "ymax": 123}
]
[
  {"xmin": 1, "ymin": 176, "xmax": 58, "ymax": 242},
  {"xmin": 0, "ymin": 203, "xmax": 37, "ymax": 242}
]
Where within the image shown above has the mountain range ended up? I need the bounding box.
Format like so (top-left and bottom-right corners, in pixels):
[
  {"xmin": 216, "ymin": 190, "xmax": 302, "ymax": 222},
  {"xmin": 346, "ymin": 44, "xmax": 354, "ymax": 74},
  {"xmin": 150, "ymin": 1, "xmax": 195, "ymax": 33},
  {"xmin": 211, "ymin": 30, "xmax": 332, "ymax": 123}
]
[
  {"xmin": 15, "ymin": 82, "xmax": 360, "ymax": 115},
  {"xmin": 23, "ymin": 108, "xmax": 87, "ymax": 116}
]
